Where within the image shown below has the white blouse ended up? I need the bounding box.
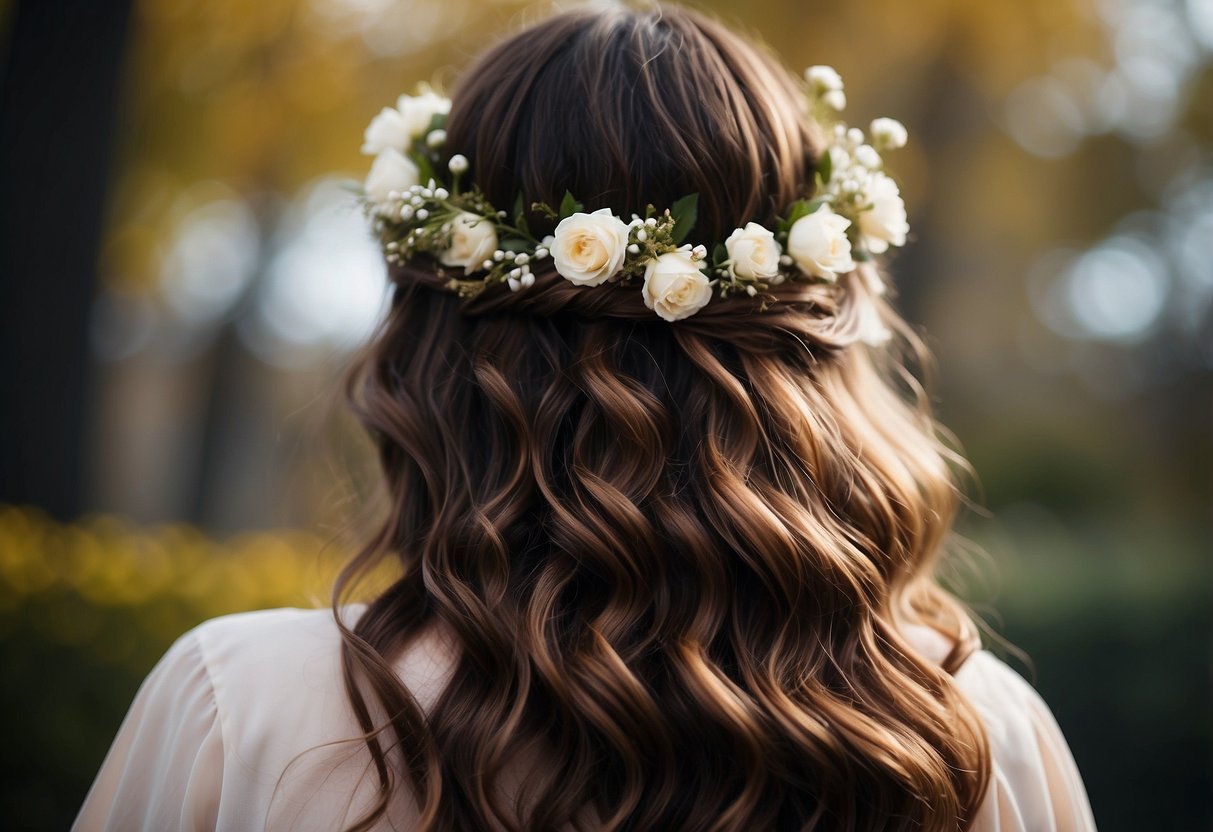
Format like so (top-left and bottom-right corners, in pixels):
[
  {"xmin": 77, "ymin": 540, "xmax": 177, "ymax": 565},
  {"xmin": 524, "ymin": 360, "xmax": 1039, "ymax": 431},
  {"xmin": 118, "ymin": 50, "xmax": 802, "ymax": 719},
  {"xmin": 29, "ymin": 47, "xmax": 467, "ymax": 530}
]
[{"xmin": 73, "ymin": 606, "xmax": 1098, "ymax": 831}]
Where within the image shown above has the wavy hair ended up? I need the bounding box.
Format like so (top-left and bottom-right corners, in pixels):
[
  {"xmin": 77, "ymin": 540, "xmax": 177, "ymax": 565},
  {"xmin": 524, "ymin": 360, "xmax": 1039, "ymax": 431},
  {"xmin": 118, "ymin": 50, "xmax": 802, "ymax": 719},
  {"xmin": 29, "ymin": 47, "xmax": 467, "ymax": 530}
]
[{"xmin": 332, "ymin": 4, "xmax": 992, "ymax": 829}]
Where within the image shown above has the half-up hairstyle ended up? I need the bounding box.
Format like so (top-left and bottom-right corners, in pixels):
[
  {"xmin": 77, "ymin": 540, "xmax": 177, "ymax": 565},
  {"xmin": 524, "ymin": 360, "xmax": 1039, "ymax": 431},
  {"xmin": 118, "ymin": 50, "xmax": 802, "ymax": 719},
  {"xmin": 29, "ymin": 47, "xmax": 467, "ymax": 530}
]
[{"xmin": 332, "ymin": 3, "xmax": 992, "ymax": 829}]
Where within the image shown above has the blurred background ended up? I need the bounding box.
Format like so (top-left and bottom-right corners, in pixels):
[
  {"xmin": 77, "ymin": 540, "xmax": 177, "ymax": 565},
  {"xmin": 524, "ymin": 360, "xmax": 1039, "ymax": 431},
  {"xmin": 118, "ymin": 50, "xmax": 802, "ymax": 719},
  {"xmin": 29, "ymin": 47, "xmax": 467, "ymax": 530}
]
[{"xmin": 0, "ymin": 0, "xmax": 1209, "ymax": 827}]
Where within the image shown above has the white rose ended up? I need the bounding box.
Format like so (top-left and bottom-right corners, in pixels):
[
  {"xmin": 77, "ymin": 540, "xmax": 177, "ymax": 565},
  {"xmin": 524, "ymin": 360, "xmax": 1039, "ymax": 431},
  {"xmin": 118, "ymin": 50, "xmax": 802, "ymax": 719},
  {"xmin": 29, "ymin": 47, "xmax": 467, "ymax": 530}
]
[
  {"xmin": 870, "ymin": 117, "xmax": 908, "ymax": 150},
  {"xmin": 857, "ymin": 172, "xmax": 909, "ymax": 254},
  {"xmin": 361, "ymin": 107, "xmax": 411, "ymax": 155},
  {"xmin": 438, "ymin": 211, "xmax": 498, "ymax": 272},
  {"xmin": 786, "ymin": 206, "xmax": 856, "ymax": 279},
  {"xmin": 396, "ymin": 90, "xmax": 451, "ymax": 142},
  {"xmin": 642, "ymin": 249, "xmax": 712, "ymax": 322},
  {"xmin": 551, "ymin": 208, "xmax": 631, "ymax": 287},
  {"xmin": 364, "ymin": 149, "xmax": 419, "ymax": 203},
  {"xmin": 724, "ymin": 222, "xmax": 781, "ymax": 280}
]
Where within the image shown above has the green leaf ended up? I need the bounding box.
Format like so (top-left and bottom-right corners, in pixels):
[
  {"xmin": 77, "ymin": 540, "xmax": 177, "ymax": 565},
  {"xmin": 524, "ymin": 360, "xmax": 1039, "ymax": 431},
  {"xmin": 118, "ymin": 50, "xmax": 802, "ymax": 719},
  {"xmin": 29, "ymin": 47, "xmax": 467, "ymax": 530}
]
[
  {"xmin": 712, "ymin": 242, "xmax": 728, "ymax": 265},
  {"xmin": 499, "ymin": 237, "xmax": 531, "ymax": 253},
  {"xmin": 782, "ymin": 199, "xmax": 814, "ymax": 231},
  {"xmin": 669, "ymin": 193, "xmax": 699, "ymax": 245},
  {"xmin": 425, "ymin": 112, "xmax": 448, "ymax": 134},
  {"xmin": 817, "ymin": 148, "xmax": 833, "ymax": 184},
  {"xmin": 512, "ymin": 192, "xmax": 529, "ymax": 235},
  {"xmin": 531, "ymin": 201, "xmax": 558, "ymax": 220},
  {"xmin": 418, "ymin": 160, "xmax": 436, "ymax": 186},
  {"xmin": 558, "ymin": 191, "xmax": 583, "ymax": 219}
]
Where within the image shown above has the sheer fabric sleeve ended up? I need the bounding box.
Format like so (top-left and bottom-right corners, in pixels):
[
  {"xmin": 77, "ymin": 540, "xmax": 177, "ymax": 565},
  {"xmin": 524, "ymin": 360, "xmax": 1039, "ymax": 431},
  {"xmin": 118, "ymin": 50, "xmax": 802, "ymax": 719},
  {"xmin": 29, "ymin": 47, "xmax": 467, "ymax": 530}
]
[
  {"xmin": 958, "ymin": 650, "xmax": 1098, "ymax": 832},
  {"xmin": 73, "ymin": 628, "xmax": 224, "ymax": 831}
]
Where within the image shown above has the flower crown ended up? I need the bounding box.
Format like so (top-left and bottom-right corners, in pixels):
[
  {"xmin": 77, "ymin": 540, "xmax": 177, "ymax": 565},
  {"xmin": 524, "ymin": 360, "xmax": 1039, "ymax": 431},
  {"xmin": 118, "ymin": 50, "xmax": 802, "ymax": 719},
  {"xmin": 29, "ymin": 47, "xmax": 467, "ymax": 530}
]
[{"xmin": 357, "ymin": 66, "xmax": 909, "ymax": 325}]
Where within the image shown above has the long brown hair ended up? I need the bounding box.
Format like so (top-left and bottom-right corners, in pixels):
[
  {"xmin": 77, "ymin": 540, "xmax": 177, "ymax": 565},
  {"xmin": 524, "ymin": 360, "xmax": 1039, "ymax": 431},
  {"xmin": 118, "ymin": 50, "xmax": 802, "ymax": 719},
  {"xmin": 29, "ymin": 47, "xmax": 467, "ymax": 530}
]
[{"xmin": 332, "ymin": 3, "xmax": 992, "ymax": 829}]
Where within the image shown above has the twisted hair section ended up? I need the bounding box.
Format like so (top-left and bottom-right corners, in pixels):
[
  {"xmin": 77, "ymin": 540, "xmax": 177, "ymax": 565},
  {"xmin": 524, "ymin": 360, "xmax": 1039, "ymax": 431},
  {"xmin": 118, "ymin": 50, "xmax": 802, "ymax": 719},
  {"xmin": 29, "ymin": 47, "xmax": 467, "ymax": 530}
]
[{"xmin": 329, "ymin": 5, "xmax": 991, "ymax": 829}]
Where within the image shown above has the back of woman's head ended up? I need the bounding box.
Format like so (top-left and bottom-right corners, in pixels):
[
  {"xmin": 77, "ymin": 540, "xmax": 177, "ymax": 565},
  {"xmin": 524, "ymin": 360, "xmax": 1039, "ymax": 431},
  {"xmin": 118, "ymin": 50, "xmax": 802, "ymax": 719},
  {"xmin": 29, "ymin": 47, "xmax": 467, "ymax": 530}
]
[{"xmin": 335, "ymin": 4, "xmax": 992, "ymax": 830}]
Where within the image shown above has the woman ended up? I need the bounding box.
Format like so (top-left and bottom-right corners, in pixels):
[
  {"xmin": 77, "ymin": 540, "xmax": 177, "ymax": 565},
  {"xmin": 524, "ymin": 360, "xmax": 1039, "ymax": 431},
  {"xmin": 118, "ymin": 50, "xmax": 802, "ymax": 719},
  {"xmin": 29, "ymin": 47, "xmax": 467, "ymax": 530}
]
[{"xmin": 74, "ymin": 4, "xmax": 1097, "ymax": 830}]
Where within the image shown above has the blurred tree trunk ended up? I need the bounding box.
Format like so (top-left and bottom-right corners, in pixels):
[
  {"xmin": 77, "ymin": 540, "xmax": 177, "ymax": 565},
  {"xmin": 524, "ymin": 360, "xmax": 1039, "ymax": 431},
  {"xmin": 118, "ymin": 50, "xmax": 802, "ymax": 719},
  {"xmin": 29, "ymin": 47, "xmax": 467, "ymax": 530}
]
[{"xmin": 0, "ymin": 0, "xmax": 132, "ymax": 518}]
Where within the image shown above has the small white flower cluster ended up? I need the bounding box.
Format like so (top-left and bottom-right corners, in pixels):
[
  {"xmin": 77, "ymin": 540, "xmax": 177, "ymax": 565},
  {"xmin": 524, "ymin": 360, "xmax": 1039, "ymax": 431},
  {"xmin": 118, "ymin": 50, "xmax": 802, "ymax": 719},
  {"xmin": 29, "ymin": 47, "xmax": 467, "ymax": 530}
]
[
  {"xmin": 806, "ymin": 64, "xmax": 847, "ymax": 112},
  {"xmin": 376, "ymin": 176, "xmax": 546, "ymax": 293},
  {"xmin": 361, "ymin": 89, "xmax": 451, "ymax": 207},
  {"xmin": 355, "ymin": 67, "xmax": 911, "ymax": 331},
  {"xmin": 802, "ymin": 65, "xmax": 910, "ymax": 259}
]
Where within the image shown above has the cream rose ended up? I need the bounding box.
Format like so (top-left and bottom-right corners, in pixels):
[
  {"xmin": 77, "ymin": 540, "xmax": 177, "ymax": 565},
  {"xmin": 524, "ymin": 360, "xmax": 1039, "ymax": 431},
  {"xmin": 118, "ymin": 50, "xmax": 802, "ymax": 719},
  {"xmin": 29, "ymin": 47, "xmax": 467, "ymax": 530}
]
[
  {"xmin": 724, "ymin": 222, "xmax": 781, "ymax": 280},
  {"xmin": 438, "ymin": 211, "xmax": 498, "ymax": 273},
  {"xmin": 551, "ymin": 208, "xmax": 631, "ymax": 287},
  {"xmin": 364, "ymin": 149, "xmax": 419, "ymax": 203},
  {"xmin": 642, "ymin": 249, "xmax": 712, "ymax": 322},
  {"xmin": 396, "ymin": 90, "xmax": 451, "ymax": 142},
  {"xmin": 361, "ymin": 107, "xmax": 411, "ymax": 155},
  {"xmin": 857, "ymin": 172, "xmax": 908, "ymax": 254},
  {"xmin": 786, "ymin": 206, "xmax": 855, "ymax": 279}
]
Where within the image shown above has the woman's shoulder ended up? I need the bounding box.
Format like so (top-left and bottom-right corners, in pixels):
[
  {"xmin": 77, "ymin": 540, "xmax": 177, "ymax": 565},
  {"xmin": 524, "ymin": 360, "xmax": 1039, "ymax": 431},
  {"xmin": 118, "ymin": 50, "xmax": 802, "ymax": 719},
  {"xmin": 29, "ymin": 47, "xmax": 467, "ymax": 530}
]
[
  {"xmin": 184, "ymin": 605, "xmax": 436, "ymax": 827},
  {"xmin": 900, "ymin": 620, "xmax": 1097, "ymax": 830},
  {"xmin": 77, "ymin": 605, "xmax": 447, "ymax": 829},
  {"xmin": 956, "ymin": 648, "xmax": 1098, "ymax": 830},
  {"xmin": 74, "ymin": 606, "xmax": 370, "ymax": 830},
  {"xmin": 186, "ymin": 604, "xmax": 457, "ymax": 718},
  {"xmin": 187, "ymin": 605, "xmax": 360, "ymax": 678},
  {"xmin": 167, "ymin": 607, "xmax": 348, "ymax": 721},
  {"xmin": 181, "ymin": 606, "xmax": 369, "ymax": 757}
]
